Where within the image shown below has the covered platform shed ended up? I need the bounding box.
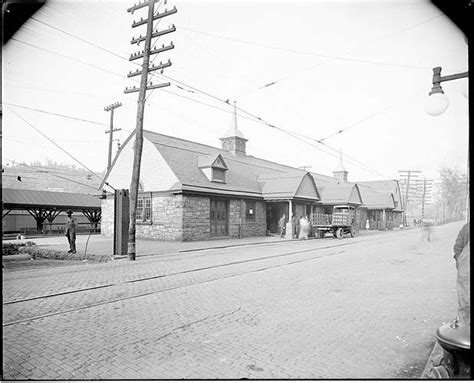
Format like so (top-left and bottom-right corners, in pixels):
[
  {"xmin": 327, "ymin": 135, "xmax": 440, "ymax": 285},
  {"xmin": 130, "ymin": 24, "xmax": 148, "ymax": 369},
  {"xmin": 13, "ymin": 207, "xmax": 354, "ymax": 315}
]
[{"xmin": 2, "ymin": 188, "xmax": 102, "ymax": 233}]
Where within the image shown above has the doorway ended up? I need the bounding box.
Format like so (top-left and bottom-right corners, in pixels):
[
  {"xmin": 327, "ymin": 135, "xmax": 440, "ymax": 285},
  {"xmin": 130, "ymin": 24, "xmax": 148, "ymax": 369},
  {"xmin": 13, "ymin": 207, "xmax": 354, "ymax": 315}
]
[
  {"xmin": 210, "ymin": 198, "xmax": 228, "ymax": 236},
  {"xmin": 266, "ymin": 202, "xmax": 288, "ymax": 234}
]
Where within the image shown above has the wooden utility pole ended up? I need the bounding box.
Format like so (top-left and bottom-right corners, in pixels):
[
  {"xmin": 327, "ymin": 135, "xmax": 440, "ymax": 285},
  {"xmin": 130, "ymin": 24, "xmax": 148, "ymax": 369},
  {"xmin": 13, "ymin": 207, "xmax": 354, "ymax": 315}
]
[
  {"xmin": 420, "ymin": 178, "xmax": 433, "ymax": 219},
  {"xmin": 398, "ymin": 170, "xmax": 421, "ymax": 225},
  {"xmin": 104, "ymin": 102, "xmax": 122, "ymax": 171},
  {"xmin": 125, "ymin": 0, "xmax": 176, "ymax": 260}
]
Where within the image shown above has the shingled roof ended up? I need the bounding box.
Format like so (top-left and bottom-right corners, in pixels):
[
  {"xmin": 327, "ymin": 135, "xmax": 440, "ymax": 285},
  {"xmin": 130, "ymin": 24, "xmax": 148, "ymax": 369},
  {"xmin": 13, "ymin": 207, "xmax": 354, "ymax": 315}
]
[
  {"xmin": 357, "ymin": 180, "xmax": 403, "ymax": 211},
  {"xmin": 142, "ymin": 130, "xmax": 328, "ymax": 199},
  {"xmin": 257, "ymin": 173, "xmax": 320, "ymax": 201},
  {"xmin": 317, "ymin": 182, "xmax": 362, "ymax": 205},
  {"xmin": 2, "ymin": 188, "xmax": 101, "ymax": 210},
  {"xmin": 104, "ymin": 130, "xmax": 400, "ymax": 209},
  {"xmin": 358, "ymin": 186, "xmax": 396, "ymax": 209}
]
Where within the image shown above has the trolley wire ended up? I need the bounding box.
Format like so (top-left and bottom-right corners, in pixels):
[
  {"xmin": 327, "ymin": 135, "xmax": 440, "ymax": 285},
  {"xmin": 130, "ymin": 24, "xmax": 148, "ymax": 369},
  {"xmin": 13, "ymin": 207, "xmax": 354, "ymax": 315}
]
[
  {"xmin": 10, "ymin": 14, "xmax": 389, "ymax": 178},
  {"xmin": 3, "ymin": 159, "xmax": 101, "ymax": 191},
  {"xmin": 5, "ymin": 106, "xmax": 105, "ymax": 184}
]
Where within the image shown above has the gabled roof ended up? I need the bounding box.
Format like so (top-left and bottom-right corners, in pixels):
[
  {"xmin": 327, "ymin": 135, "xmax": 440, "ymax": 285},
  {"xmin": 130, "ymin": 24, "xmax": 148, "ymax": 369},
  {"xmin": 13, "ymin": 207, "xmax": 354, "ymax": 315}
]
[
  {"xmin": 142, "ymin": 130, "xmax": 330, "ymax": 199},
  {"xmin": 2, "ymin": 188, "xmax": 101, "ymax": 210},
  {"xmin": 198, "ymin": 154, "xmax": 228, "ymax": 169},
  {"xmin": 358, "ymin": 186, "xmax": 396, "ymax": 209},
  {"xmin": 357, "ymin": 180, "xmax": 403, "ymax": 211},
  {"xmin": 257, "ymin": 173, "xmax": 320, "ymax": 201},
  {"xmin": 317, "ymin": 182, "xmax": 362, "ymax": 205}
]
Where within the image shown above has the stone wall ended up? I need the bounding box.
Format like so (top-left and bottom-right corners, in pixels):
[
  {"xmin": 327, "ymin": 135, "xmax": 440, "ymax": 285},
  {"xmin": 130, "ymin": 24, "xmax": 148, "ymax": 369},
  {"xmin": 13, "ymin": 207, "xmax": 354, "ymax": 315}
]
[
  {"xmin": 136, "ymin": 194, "xmax": 183, "ymax": 241},
  {"xmin": 101, "ymin": 193, "xmax": 184, "ymax": 241},
  {"xmin": 102, "ymin": 193, "xmax": 268, "ymax": 242},
  {"xmin": 228, "ymin": 199, "xmax": 267, "ymax": 238},
  {"xmin": 182, "ymin": 195, "xmax": 211, "ymax": 241}
]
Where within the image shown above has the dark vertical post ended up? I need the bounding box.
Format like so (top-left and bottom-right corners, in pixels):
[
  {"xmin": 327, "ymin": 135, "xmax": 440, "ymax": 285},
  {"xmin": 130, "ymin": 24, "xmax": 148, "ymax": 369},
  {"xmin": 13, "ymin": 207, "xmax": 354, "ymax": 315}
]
[{"xmin": 114, "ymin": 189, "xmax": 129, "ymax": 255}]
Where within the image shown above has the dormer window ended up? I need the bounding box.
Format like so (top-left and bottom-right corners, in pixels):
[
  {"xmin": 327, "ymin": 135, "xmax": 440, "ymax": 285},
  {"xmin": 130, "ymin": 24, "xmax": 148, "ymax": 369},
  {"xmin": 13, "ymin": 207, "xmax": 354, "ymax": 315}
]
[
  {"xmin": 198, "ymin": 154, "xmax": 228, "ymax": 183},
  {"xmin": 212, "ymin": 168, "xmax": 226, "ymax": 182}
]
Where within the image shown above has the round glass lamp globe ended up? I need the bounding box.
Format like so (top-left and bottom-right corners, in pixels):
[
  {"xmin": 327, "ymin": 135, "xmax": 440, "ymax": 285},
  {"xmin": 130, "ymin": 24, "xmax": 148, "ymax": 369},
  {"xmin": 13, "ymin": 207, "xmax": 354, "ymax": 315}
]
[{"xmin": 425, "ymin": 93, "xmax": 449, "ymax": 116}]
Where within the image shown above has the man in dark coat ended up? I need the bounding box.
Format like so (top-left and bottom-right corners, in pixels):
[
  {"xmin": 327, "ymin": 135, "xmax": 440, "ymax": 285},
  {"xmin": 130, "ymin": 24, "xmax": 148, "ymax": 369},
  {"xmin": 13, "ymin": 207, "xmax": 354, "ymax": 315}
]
[
  {"xmin": 453, "ymin": 222, "xmax": 469, "ymax": 261},
  {"xmin": 65, "ymin": 210, "xmax": 77, "ymax": 254}
]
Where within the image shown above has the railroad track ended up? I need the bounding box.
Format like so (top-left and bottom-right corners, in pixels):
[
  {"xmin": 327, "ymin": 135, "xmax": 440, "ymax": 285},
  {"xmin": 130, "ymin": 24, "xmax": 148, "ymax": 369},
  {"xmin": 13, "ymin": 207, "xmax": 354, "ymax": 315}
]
[{"xmin": 3, "ymin": 230, "xmax": 415, "ymax": 327}]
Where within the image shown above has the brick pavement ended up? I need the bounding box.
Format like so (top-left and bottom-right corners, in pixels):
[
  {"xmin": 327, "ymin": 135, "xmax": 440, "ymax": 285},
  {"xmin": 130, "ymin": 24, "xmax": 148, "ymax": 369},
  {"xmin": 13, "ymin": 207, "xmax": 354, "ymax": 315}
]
[{"xmin": 2, "ymin": 222, "xmax": 462, "ymax": 379}]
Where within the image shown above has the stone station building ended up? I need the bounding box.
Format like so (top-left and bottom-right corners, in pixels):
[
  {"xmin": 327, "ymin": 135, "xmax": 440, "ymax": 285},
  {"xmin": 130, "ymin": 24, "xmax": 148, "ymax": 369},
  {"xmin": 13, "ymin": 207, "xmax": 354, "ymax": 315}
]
[{"xmin": 100, "ymin": 112, "xmax": 404, "ymax": 241}]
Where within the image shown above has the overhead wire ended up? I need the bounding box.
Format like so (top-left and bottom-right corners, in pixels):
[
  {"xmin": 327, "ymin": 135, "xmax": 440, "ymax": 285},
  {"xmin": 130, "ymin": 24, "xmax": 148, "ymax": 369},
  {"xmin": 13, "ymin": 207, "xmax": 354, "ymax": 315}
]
[
  {"xmin": 316, "ymin": 102, "xmax": 400, "ymax": 143},
  {"xmin": 4, "ymin": 102, "xmax": 109, "ymax": 127},
  {"xmin": 5, "ymin": 106, "xmax": 105, "ymax": 185},
  {"xmin": 177, "ymin": 24, "xmax": 455, "ymax": 72},
  {"xmin": 9, "ymin": 30, "xmax": 384, "ymax": 177},
  {"xmin": 3, "ymin": 159, "xmax": 102, "ymax": 191},
  {"xmin": 15, "ymin": 34, "xmax": 379, "ymax": 175},
  {"xmin": 30, "ymin": 15, "xmax": 130, "ymax": 63},
  {"xmin": 9, "ymin": 37, "xmax": 128, "ymax": 80},
  {"xmin": 10, "ymin": 5, "xmax": 392, "ymax": 178}
]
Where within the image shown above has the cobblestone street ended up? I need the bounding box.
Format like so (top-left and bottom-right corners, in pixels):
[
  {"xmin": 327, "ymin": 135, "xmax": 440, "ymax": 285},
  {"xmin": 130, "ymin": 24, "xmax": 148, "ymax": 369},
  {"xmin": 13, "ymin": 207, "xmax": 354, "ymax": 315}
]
[{"xmin": 2, "ymin": 222, "xmax": 462, "ymax": 379}]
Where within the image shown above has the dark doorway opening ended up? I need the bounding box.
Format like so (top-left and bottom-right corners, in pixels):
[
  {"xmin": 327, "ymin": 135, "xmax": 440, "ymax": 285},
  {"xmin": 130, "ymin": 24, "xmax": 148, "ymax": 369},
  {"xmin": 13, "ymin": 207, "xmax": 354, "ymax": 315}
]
[{"xmin": 210, "ymin": 199, "xmax": 228, "ymax": 236}]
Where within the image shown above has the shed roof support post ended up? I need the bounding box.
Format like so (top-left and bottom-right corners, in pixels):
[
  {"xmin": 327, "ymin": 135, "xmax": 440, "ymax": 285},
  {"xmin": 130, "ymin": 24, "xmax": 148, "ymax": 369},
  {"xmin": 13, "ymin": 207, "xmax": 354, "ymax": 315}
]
[{"xmin": 286, "ymin": 200, "xmax": 294, "ymax": 239}]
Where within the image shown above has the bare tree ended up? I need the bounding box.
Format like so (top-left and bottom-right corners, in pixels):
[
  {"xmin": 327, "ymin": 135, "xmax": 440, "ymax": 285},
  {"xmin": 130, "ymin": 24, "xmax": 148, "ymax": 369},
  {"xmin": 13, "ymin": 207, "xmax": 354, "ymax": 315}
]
[{"xmin": 436, "ymin": 167, "xmax": 468, "ymax": 222}]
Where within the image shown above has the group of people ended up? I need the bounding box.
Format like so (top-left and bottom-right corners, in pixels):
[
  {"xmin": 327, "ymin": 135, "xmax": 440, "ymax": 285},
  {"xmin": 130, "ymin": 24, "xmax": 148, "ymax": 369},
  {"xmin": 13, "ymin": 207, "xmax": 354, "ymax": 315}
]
[
  {"xmin": 278, "ymin": 214, "xmax": 311, "ymax": 239},
  {"xmin": 413, "ymin": 218, "xmax": 423, "ymax": 227}
]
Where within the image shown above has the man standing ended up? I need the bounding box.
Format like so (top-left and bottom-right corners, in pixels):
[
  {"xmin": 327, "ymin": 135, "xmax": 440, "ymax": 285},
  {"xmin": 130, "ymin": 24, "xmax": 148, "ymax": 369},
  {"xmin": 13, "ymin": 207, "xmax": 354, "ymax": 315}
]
[
  {"xmin": 65, "ymin": 210, "xmax": 77, "ymax": 254},
  {"xmin": 278, "ymin": 213, "xmax": 286, "ymax": 238},
  {"xmin": 453, "ymin": 222, "xmax": 469, "ymax": 262}
]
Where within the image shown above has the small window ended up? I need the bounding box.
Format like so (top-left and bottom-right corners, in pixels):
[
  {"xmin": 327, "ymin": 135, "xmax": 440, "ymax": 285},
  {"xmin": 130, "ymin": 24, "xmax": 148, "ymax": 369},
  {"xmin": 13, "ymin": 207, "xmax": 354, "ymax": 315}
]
[
  {"xmin": 212, "ymin": 168, "xmax": 226, "ymax": 182},
  {"xmin": 144, "ymin": 198, "xmax": 152, "ymax": 222},
  {"xmin": 137, "ymin": 198, "xmax": 144, "ymax": 220},
  {"xmin": 245, "ymin": 201, "xmax": 256, "ymax": 221},
  {"xmin": 136, "ymin": 196, "xmax": 151, "ymax": 222}
]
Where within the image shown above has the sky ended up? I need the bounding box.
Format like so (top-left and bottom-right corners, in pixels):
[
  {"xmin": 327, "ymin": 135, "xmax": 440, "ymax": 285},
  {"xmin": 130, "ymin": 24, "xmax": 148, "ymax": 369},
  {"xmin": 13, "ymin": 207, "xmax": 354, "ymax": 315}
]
[{"xmin": 2, "ymin": 0, "xmax": 469, "ymax": 186}]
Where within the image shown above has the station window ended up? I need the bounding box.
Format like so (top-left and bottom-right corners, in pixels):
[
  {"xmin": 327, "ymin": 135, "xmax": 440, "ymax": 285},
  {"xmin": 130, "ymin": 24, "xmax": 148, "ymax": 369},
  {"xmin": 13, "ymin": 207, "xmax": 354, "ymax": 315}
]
[
  {"xmin": 245, "ymin": 201, "xmax": 256, "ymax": 221},
  {"xmin": 137, "ymin": 196, "xmax": 152, "ymax": 222}
]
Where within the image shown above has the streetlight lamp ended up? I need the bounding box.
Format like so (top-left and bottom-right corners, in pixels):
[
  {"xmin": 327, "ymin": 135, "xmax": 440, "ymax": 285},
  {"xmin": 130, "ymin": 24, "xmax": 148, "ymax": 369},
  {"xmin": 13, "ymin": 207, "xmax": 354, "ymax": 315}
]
[
  {"xmin": 425, "ymin": 66, "xmax": 468, "ymax": 116},
  {"xmin": 424, "ymin": 65, "xmax": 470, "ymax": 223}
]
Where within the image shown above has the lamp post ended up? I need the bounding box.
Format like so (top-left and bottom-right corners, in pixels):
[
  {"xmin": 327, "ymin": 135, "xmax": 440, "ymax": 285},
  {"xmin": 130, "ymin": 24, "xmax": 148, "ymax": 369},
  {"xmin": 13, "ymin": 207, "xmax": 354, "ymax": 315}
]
[
  {"xmin": 425, "ymin": 67, "xmax": 468, "ymax": 116},
  {"xmin": 425, "ymin": 65, "xmax": 469, "ymax": 223},
  {"xmin": 424, "ymin": 66, "xmax": 470, "ymax": 379}
]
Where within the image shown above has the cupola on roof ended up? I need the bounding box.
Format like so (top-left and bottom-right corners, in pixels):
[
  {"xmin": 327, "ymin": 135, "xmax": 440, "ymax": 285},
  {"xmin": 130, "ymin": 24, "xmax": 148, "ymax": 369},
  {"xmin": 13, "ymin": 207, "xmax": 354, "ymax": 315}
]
[{"xmin": 221, "ymin": 101, "xmax": 246, "ymax": 139}]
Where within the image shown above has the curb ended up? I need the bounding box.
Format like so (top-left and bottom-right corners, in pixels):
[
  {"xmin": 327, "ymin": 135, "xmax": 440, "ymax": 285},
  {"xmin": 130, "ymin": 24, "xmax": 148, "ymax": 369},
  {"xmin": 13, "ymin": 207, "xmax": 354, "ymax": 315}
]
[{"xmin": 420, "ymin": 340, "xmax": 444, "ymax": 378}]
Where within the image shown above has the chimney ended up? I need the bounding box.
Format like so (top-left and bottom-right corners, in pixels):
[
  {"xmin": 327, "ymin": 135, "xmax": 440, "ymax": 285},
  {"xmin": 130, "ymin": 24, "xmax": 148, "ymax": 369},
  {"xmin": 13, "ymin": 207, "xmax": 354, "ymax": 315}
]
[
  {"xmin": 219, "ymin": 101, "xmax": 248, "ymax": 156},
  {"xmin": 333, "ymin": 170, "xmax": 349, "ymax": 183}
]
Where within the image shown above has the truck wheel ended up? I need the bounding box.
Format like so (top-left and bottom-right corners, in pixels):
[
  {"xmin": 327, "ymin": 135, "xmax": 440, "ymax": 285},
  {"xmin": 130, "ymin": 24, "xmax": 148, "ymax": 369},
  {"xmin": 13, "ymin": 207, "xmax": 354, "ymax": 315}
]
[
  {"xmin": 350, "ymin": 227, "xmax": 355, "ymax": 237},
  {"xmin": 335, "ymin": 228, "xmax": 343, "ymax": 239}
]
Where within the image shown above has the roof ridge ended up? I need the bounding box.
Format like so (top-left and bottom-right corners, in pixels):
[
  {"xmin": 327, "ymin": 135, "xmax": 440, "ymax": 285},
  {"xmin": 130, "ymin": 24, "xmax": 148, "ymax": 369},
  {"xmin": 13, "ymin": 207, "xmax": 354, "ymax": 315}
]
[{"xmin": 144, "ymin": 130, "xmax": 317, "ymax": 176}]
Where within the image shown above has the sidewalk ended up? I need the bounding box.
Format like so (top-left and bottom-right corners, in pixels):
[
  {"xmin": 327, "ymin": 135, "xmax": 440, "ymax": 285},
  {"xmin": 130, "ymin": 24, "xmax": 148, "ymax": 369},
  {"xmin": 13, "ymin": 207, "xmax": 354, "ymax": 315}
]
[{"xmin": 4, "ymin": 227, "xmax": 394, "ymax": 259}]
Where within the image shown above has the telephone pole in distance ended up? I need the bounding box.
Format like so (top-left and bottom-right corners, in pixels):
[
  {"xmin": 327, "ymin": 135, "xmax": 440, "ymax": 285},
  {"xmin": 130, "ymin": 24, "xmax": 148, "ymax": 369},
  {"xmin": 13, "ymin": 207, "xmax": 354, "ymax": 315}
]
[
  {"xmin": 398, "ymin": 170, "xmax": 421, "ymax": 225},
  {"xmin": 104, "ymin": 102, "xmax": 122, "ymax": 171}
]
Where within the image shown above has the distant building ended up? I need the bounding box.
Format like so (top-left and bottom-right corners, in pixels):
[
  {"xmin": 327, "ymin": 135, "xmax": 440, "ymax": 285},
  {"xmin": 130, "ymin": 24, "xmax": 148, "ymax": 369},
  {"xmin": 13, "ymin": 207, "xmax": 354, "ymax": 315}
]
[
  {"xmin": 2, "ymin": 188, "xmax": 101, "ymax": 235},
  {"xmin": 357, "ymin": 180, "xmax": 404, "ymax": 229},
  {"xmin": 2, "ymin": 164, "xmax": 103, "ymax": 234}
]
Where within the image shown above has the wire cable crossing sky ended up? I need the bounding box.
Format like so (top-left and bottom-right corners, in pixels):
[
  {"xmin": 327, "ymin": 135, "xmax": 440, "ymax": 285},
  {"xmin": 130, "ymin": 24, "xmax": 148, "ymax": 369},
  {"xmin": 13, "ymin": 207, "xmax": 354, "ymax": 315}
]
[{"xmin": 3, "ymin": 0, "xmax": 469, "ymax": 182}]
